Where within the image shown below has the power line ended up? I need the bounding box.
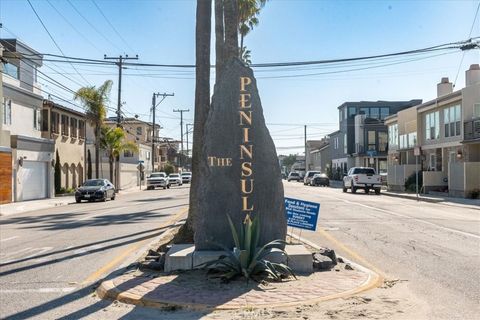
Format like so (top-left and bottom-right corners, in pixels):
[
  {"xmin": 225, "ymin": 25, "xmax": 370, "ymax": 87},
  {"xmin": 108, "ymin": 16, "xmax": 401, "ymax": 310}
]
[
  {"xmin": 453, "ymin": 2, "xmax": 480, "ymax": 87},
  {"xmin": 90, "ymin": 0, "xmax": 135, "ymax": 53},
  {"xmin": 46, "ymin": 0, "xmax": 103, "ymax": 54},
  {"xmin": 66, "ymin": 0, "xmax": 124, "ymax": 53},
  {"xmin": 26, "ymin": 0, "xmax": 91, "ymax": 86}
]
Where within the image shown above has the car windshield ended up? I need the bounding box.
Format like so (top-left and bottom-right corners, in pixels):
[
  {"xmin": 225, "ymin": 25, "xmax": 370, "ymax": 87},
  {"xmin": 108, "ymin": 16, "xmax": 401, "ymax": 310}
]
[
  {"xmin": 83, "ymin": 179, "xmax": 105, "ymax": 187},
  {"xmin": 181, "ymin": 173, "xmax": 191, "ymax": 176},
  {"xmin": 353, "ymin": 168, "xmax": 376, "ymax": 175},
  {"xmin": 150, "ymin": 173, "xmax": 165, "ymax": 178},
  {"xmin": 290, "ymin": 173, "xmax": 299, "ymax": 176},
  {"xmin": 308, "ymin": 171, "xmax": 320, "ymax": 177},
  {"xmin": 169, "ymin": 174, "xmax": 179, "ymax": 178}
]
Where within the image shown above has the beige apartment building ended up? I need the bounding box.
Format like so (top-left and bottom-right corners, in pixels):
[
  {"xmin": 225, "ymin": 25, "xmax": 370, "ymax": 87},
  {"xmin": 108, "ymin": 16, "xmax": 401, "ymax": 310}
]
[
  {"xmin": 42, "ymin": 100, "xmax": 86, "ymax": 191},
  {"xmin": 387, "ymin": 64, "xmax": 480, "ymax": 197}
]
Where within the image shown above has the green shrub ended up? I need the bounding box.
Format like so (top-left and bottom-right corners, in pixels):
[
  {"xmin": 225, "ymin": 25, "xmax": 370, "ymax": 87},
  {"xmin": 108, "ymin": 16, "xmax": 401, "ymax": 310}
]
[
  {"xmin": 201, "ymin": 214, "xmax": 296, "ymax": 282},
  {"xmin": 405, "ymin": 171, "xmax": 423, "ymax": 192},
  {"xmin": 467, "ymin": 189, "xmax": 480, "ymax": 199}
]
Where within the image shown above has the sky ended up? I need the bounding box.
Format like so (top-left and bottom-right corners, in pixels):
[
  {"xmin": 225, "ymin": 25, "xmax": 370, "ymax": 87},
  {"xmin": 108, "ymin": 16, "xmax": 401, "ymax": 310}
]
[{"xmin": 1, "ymin": 0, "xmax": 479, "ymax": 155}]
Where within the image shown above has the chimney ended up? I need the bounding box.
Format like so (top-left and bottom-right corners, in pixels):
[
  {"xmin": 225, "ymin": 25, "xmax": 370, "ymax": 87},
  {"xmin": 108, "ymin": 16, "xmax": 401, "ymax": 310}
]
[
  {"xmin": 466, "ymin": 64, "xmax": 480, "ymax": 87},
  {"xmin": 437, "ymin": 77, "xmax": 453, "ymax": 97}
]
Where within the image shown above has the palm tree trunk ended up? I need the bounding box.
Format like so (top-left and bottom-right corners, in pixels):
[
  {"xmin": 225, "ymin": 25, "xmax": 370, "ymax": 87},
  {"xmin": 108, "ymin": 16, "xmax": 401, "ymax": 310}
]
[
  {"xmin": 224, "ymin": 0, "xmax": 239, "ymax": 60},
  {"xmin": 175, "ymin": 0, "xmax": 212, "ymax": 244},
  {"xmin": 215, "ymin": 0, "xmax": 225, "ymax": 80},
  {"xmin": 240, "ymin": 33, "xmax": 244, "ymax": 59},
  {"xmin": 95, "ymin": 125, "xmax": 100, "ymax": 179},
  {"xmin": 109, "ymin": 155, "xmax": 114, "ymax": 183}
]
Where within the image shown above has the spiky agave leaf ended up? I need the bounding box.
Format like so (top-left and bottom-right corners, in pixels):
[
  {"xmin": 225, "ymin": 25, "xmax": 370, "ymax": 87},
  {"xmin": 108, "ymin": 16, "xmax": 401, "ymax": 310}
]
[{"xmin": 226, "ymin": 214, "xmax": 241, "ymax": 250}]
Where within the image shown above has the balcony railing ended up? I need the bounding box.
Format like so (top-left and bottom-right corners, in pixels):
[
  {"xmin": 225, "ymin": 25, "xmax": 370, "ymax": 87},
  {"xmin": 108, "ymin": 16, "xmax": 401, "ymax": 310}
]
[{"xmin": 464, "ymin": 118, "xmax": 480, "ymax": 141}]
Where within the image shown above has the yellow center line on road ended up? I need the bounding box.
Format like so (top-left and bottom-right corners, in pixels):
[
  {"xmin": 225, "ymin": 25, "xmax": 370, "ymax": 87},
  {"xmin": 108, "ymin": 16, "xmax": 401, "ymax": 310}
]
[{"xmin": 81, "ymin": 207, "xmax": 188, "ymax": 285}]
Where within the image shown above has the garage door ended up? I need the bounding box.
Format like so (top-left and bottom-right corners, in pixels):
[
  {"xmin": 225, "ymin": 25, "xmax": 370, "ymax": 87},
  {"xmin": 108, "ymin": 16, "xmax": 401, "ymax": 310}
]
[{"xmin": 21, "ymin": 161, "xmax": 48, "ymax": 201}]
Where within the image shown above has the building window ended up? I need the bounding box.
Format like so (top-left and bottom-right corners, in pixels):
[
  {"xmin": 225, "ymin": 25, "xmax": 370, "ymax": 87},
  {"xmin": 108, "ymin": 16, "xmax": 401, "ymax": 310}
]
[
  {"xmin": 78, "ymin": 120, "xmax": 85, "ymax": 139},
  {"xmin": 33, "ymin": 108, "xmax": 41, "ymax": 130},
  {"xmin": 444, "ymin": 104, "xmax": 461, "ymax": 138},
  {"xmin": 367, "ymin": 131, "xmax": 376, "ymax": 151},
  {"xmin": 348, "ymin": 107, "xmax": 356, "ymax": 117},
  {"xmin": 474, "ymin": 103, "xmax": 480, "ymax": 118},
  {"xmin": 425, "ymin": 111, "xmax": 440, "ymax": 140},
  {"xmin": 370, "ymin": 108, "xmax": 380, "ymax": 119},
  {"xmin": 124, "ymin": 150, "xmax": 134, "ymax": 157},
  {"xmin": 70, "ymin": 118, "xmax": 78, "ymax": 138},
  {"xmin": 388, "ymin": 124, "xmax": 398, "ymax": 147},
  {"xmin": 3, "ymin": 61, "xmax": 19, "ymax": 79},
  {"xmin": 61, "ymin": 114, "xmax": 69, "ymax": 136},
  {"xmin": 343, "ymin": 134, "xmax": 347, "ymax": 154},
  {"xmin": 2, "ymin": 98, "xmax": 12, "ymax": 125},
  {"xmin": 146, "ymin": 151, "xmax": 150, "ymax": 160},
  {"xmin": 136, "ymin": 126, "xmax": 142, "ymax": 135},
  {"xmin": 380, "ymin": 107, "xmax": 389, "ymax": 120},
  {"xmin": 378, "ymin": 132, "xmax": 388, "ymax": 152},
  {"xmin": 360, "ymin": 107, "xmax": 369, "ymax": 117},
  {"xmin": 51, "ymin": 112, "xmax": 59, "ymax": 133}
]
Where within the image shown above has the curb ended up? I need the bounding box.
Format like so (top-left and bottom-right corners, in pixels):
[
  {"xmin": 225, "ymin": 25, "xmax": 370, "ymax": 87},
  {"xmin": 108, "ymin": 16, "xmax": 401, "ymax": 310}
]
[
  {"xmin": 382, "ymin": 192, "xmax": 480, "ymax": 210},
  {"xmin": 96, "ymin": 230, "xmax": 382, "ymax": 311}
]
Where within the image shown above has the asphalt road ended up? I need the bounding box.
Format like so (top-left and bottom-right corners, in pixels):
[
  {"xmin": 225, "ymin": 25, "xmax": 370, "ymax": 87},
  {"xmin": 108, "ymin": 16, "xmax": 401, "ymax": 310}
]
[
  {"xmin": 0, "ymin": 185, "xmax": 190, "ymax": 320},
  {"xmin": 283, "ymin": 181, "xmax": 480, "ymax": 320}
]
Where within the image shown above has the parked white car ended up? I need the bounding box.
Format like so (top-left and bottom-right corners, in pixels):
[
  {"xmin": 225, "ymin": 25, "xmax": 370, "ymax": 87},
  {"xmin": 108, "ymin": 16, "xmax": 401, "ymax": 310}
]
[
  {"xmin": 168, "ymin": 173, "xmax": 183, "ymax": 186},
  {"xmin": 343, "ymin": 167, "xmax": 382, "ymax": 194},
  {"xmin": 146, "ymin": 172, "xmax": 169, "ymax": 190},
  {"xmin": 181, "ymin": 172, "xmax": 192, "ymax": 184}
]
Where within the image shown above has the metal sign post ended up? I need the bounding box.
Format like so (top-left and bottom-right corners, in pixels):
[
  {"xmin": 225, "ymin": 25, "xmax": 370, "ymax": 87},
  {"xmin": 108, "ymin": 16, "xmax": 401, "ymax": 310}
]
[{"xmin": 414, "ymin": 147, "xmax": 421, "ymax": 201}]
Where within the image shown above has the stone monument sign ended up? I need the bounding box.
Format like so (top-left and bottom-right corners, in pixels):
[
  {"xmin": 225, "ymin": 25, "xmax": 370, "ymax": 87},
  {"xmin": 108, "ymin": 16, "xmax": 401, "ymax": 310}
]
[{"xmin": 195, "ymin": 59, "xmax": 287, "ymax": 250}]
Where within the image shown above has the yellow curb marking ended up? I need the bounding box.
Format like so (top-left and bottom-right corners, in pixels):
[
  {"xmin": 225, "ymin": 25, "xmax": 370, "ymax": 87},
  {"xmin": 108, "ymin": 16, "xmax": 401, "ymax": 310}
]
[{"xmin": 81, "ymin": 207, "xmax": 188, "ymax": 285}]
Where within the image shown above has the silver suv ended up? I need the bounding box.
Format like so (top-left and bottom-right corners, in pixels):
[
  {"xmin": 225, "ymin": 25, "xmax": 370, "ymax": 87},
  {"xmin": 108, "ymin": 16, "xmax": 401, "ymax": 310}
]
[{"xmin": 304, "ymin": 171, "xmax": 321, "ymax": 185}]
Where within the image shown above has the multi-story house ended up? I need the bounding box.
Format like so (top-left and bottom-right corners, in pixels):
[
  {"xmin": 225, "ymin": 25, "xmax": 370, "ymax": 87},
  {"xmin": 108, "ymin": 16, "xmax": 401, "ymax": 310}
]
[
  {"xmin": 306, "ymin": 138, "xmax": 330, "ymax": 173},
  {"xmin": 387, "ymin": 65, "xmax": 480, "ymax": 197},
  {"xmin": 1, "ymin": 39, "xmax": 54, "ymax": 202},
  {"xmin": 330, "ymin": 100, "xmax": 422, "ymax": 178},
  {"xmin": 42, "ymin": 100, "xmax": 86, "ymax": 191}
]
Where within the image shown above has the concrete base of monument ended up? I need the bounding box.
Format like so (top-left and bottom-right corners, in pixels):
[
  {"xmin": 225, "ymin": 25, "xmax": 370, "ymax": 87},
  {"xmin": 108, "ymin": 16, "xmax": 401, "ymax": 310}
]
[{"xmin": 164, "ymin": 244, "xmax": 313, "ymax": 274}]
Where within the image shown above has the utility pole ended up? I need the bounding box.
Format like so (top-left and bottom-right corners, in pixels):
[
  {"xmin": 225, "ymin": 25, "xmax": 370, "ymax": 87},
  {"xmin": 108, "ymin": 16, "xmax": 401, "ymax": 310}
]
[
  {"xmin": 173, "ymin": 109, "xmax": 190, "ymax": 167},
  {"xmin": 186, "ymin": 123, "xmax": 193, "ymax": 167},
  {"xmin": 304, "ymin": 125, "xmax": 307, "ymax": 172},
  {"xmin": 151, "ymin": 92, "xmax": 174, "ymax": 171},
  {"xmin": 103, "ymin": 54, "xmax": 138, "ymax": 190}
]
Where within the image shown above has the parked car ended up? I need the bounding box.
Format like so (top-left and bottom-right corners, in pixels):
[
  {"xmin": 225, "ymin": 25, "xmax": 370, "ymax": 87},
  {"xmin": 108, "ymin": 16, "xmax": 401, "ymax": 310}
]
[
  {"xmin": 312, "ymin": 173, "xmax": 330, "ymax": 186},
  {"xmin": 75, "ymin": 179, "xmax": 115, "ymax": 203},
  {"xmin": 343, "ymin": 167, "xmax": 382, "ymax": 194},
  {"xmin": 287, "ymin": 172, "xmax": 302, "ymax": 182},
  {"xmin": 146, "ymin": 172, "xmax": 169, "ymax": 190},
  {"xmin": 181, "ymin": 172, "xmax": 192, "ymax": 183},
  {"xmin": 304, "ymin": 171, "xmax": 321, "ymax": 185},
  {"xmin": 168, "ymin": 173, "xmax": 183, "ymax": 186}
]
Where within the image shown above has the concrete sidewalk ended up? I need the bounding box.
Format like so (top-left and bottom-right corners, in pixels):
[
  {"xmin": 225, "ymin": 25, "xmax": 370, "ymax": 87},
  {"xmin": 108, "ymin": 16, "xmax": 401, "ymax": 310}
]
[
  {"xmin": 382, "ymin": 191, "xmax": 480, "ymax": 210},
  {"xmin": 0, "ymin": 186, "xmax": 145, "ymax": 217}
]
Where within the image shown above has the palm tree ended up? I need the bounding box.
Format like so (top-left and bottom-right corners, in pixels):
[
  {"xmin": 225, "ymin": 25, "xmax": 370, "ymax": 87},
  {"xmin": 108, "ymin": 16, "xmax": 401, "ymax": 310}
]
[
  {"xmin": 240, "ymin": 46, "xmax": 252, "ymax": 65},
  {"xmin": 100, "ymin": 126, "xmax": 138, "ymax": 183},
  {"xmin": 74, "ymin": 80, "xmax": 113, "ymax": 179},
  {"xmin": 238, "ymin": 0, "xmax": 267, "ymax": 60},
  {"xmin": 175, "ymin": 0, "xmax": 212, "ymax": 243}
]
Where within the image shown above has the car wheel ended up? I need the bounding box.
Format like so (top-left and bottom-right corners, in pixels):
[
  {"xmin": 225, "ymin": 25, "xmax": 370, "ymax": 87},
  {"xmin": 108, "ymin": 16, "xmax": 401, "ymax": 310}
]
[
  {"xmin": 365, "ymin": 188, "xmax": 370, "ymax": 194},
  {"xmin": 375, "ymin": 188, "xmax": 381, "ymax": 195},
  {"xmin": 111, "ymin": 194, "xmax": 115, "ymax": 200},
  {"xmin": 342, "ymin": 184, "xmax": 347, "ymax": 192},
  {"xmin": 76, "ymin": 198, "xmax": 81, "ymax": 203},
  {"xmin": 163, "ymin": 186, "xmax": 167, "ymax": 190},
  {"xmin": 352, "ymin": 186, "xmax": 357, "ymax": 194}
]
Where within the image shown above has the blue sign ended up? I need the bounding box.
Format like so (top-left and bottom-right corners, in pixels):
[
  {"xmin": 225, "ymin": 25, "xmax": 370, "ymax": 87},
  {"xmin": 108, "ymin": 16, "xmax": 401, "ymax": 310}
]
[
  {"xmin": 284, "ymin": 197, "xmax": 320, "ymax": 231},
  {"xmin": 366, "ymin": 150, "xmax": 377, "ymax": 157}
]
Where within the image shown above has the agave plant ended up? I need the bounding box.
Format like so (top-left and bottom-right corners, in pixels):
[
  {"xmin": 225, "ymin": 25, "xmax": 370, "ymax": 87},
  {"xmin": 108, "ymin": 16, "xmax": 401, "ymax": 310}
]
[{"xmin": 201, "ymin": 214, "xmax": 296, "ymax": 282}]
